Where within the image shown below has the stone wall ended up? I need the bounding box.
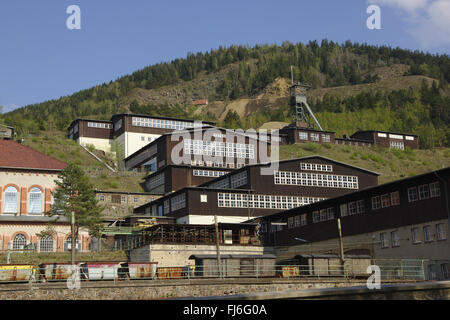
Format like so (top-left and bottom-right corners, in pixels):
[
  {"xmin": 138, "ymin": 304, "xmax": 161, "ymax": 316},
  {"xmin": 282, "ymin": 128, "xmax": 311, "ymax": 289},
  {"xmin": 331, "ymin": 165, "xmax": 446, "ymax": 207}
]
[
  {"xmin": 130, "ymin": 244, "xmax": 273, "ymax": 267},
  {"xmin": 0, "ymin": 279, "xmax": 447, "ymax": 300}
]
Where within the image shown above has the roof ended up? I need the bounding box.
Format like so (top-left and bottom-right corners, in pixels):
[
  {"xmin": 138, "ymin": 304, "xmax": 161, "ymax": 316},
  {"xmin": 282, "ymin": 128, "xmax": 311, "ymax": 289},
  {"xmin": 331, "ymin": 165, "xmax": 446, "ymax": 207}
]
[{"xmin": 0, "ymin": 140, "xmax": 67, "ymax": 171}]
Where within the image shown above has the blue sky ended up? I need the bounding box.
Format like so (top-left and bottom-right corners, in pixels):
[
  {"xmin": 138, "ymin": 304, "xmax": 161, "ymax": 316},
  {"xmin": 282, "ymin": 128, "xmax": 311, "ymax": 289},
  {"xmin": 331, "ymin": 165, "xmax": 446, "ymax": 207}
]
[{"xmin": 0, "ymin": 0, "xmax": 449, "ymax": 112}]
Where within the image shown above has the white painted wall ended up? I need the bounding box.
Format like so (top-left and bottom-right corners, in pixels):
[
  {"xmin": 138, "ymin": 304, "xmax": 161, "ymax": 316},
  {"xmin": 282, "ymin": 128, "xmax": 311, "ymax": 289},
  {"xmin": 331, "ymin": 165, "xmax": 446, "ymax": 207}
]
[
  {"xmin": 116, "ymin": 132, "xmax": 161, "ymax": 158},
  {"xmin": 78, "ymin": 137, "xmax": 113, "ymax": 154}
]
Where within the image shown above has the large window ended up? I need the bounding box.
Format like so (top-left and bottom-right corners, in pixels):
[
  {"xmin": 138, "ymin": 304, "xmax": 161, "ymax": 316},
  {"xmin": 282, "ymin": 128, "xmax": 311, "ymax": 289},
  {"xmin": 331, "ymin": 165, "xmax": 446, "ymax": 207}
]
[
  {"xmin": 390, "ymin": 191, "xmax": 400, "ymax": 206},
  {"xmin": 13, "ymin": 234, "xmax": 27, "ymax": 250},
  {"xmin": 391, "ymin": 231, "xmax": 400, "ymax": 247},
  {"xmin": 171, "ymin": 193, "xmax": 186, "ymax": 212},
  {"xmin": 418, "ymin": 185, "xmax": 430, "ymax": 200},
  {"xmin": 380, "ymin": 233, "xmax": 388, "ymax": 248},
  {"xmin": 408, "ymin": 187, "xmax": 418, "ymax": 202},
  {"xmin": 441, "ymin": 264, "xmax": 449, "ymax": 280},
  {"xmin": 132, "ymin": 117, "xmax": 202, "ymax": 130},
  {"xmin": 436, "ymin": 223, "xmax": 447, "ymax": 241},
  {"xmin": 423, "ymin": 226, "xmax": 433, "ymax": 242},
  {"xmin": 299, "ymin": 132, "xmax": 308, "ymax": 140},
  {"xmin": 274, "ymin": 171, "xmax": 358, "ymax": 189},
  {"xmin": 40, "ymin": 235, "xmax": 54, "ymax": 252},
  {"xmin": 411, "ymin": 228, "xmax": 420, "ymax": 244},
  {"xmin": 184, "ymin": 139, "xmax": 255, "ymax": 159},
  {"xmin": 217, "ymin": 193, "xmax": 324, "ymax": 210},
  {"xmin": 4, "ymin": 186, "xmax": 18, "ymax": 214},
  {"xmin": 371, "ymin": 196, "xmax": 381, "ymax": 210},
  {"xmin": 429, "ymin": 182, "xmax": 441, "ymax": 198},
  {"xmin": 300, "ymin": 163, "xmax": 333, "ymax": 172},
  {"xmin": 65, "ymin": 237, "xmax": 80, "ymax": 251},
  {"xmin": 230, "ymin": 172, "xmax": 248, "ymax": 188},
  {"xmin": 29, "ymin": 187, "xmax": 42, "ymax": 214}
]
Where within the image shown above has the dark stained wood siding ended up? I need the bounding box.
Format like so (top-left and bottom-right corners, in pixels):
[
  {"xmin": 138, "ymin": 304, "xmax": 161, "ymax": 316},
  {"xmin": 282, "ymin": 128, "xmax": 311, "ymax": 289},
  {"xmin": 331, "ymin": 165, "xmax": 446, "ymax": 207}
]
[{"xmin": 261, "ymin": 168, "xmax": 449, "ymax": 246}]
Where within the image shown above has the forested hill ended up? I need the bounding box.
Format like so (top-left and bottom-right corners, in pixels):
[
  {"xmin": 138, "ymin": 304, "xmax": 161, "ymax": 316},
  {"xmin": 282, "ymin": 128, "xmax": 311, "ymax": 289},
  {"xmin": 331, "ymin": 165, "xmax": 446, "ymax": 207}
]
[{"xmin": 2, "ymin": 40, "xmax": 450, "ymax": 148}]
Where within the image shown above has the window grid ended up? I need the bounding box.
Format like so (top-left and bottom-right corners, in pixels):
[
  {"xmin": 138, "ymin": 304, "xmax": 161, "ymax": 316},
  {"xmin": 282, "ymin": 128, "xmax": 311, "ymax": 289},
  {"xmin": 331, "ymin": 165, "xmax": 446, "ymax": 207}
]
[
  {"xmin": 29, "ymin": 188, "xmax": 42, "ymax": 214},
  {"xmin": 13, "ymin": 234, "xmax": 27, "ymax": 250},
  {"xmin": 430, "ymin": 182, "xmax": 440, "ymax": 198},
  {"xmin": 436, "ymin": 224, "xmax": 446, "ymax": 241},
  {"xmin": 408, "ymin": 187, "xmax": 419, "ymax": 202},
  {"xmin": 148, "ymin": 173, "xmax": 165, "ymax": 190},
  {"xmin": 170, "ymin": 193, "xmax": 186, "ymax": 212},
  {"xmin": 300, "ymin": 163, "xmax": 333, "ymax": 172},
  {"xmin": 193, "ymin": 170, "xmax": 228, "ymax": 178},
  {"xmin": 230, "ymin": 171, "xmax": 248, "ymax": 188},
  {"xmin": 88, "ymin": 122, "xmax": 111, "ymax": 129},
  {"xmin": 4, "ymin": 186, "xmax": 18, "ymax": 214},
  {"xmin": 217, "ymin": 193, "xmax": 325, "ymax": 210},
  {"xmin": 274, "ymin": 171, "xmax": 358, "ymax": 189},
  {"xmin": 132, "ymin": 117, "xmax": 203, "ymax": 130},
  {"xmin": 184, "ymin": 139, "xmax": 255, "ymax": 159},
  {"xmin": 40, "ymin": 235, "xmax": 54, "ymax": 253}
]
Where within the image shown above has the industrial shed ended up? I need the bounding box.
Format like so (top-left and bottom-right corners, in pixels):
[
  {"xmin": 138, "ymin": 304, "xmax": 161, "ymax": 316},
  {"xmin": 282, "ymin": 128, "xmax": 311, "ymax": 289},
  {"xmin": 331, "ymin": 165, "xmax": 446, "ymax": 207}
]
[{"xmin": 189, "ymin": 254, "xmax": 276, "ymax": 278}]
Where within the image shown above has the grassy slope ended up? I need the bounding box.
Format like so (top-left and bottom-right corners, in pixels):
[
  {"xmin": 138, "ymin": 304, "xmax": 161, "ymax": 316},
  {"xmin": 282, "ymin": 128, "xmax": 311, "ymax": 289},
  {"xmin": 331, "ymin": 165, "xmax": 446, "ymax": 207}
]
[
  {"xmin": 278, "ymin": 143, "xmax": 450, "ymax": 185},
  {"xmin": 23, "ymin": 131, "xmax": 146, "ymax": 193}
]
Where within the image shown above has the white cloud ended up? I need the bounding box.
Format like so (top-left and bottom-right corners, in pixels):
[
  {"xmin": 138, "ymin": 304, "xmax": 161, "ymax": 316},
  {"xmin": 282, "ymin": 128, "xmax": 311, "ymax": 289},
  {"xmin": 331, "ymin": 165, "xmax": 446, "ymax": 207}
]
[
  {"xmin": 368, "ymin": 0, "xmax": 450, "ymax": 48},
  {"xmin": 368, "ymin": 0, "xmax": 428, "ymax": 12}
]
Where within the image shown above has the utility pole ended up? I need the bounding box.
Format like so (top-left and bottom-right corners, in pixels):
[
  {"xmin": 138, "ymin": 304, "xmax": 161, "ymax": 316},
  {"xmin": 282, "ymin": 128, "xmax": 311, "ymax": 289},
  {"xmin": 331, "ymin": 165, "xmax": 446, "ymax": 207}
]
[
  {"xmin": 337, "ymin": 218, "xmax": 345, "ymax": 274},
  {"xmin": 71, "ymin": 211, "xmax": 76, "ymax": 266},
  {"xmin": 214, "ymin": 215, "xmax": 222, "ymax": 279}
]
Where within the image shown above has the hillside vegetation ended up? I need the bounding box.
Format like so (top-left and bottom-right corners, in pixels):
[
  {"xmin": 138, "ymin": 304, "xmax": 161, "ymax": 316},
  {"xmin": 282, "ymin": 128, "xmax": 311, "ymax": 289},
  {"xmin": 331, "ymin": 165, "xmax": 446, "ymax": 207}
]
[
  {"xmin": 21, "ymin": 129, "xmax": 450, "ymax": 191},
  {"xmin": 2, "ymin": 40, "xmax": 449, "ymax": 147}
]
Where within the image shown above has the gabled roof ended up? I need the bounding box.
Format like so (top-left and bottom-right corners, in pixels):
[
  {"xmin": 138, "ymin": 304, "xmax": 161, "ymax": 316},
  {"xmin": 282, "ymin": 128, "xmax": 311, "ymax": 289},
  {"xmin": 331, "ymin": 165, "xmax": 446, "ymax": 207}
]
[{"xmin": 0, "ymin": 140, "xmax": 67, "ymax": 171}]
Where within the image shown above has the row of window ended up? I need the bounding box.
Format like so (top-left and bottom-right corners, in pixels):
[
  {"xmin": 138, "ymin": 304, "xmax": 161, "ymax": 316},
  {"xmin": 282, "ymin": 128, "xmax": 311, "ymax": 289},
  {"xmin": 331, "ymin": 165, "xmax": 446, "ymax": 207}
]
[
  {"xmin": 377, "ymin": 132, "xmax": 415, "ymax": 141},
  {"xmin": 192, "ymin": 170, "xmax": 228, "ymax": 178},
  {"xmin": 300, "ymin": 163, "xmax": 333, "ymax": 172},
  {"xmin": 184, "ymin": 139, "xmax": 255, "ymax": 159},
  {"xmin": 390, "ymin": 141, "xmax": 405, "ymax": 150},
  {"xmin": 190, "ymin": 159, "xmax": 245, "ymax": 169},
  {"xmin": 217, "ymin": 193, "xmax": 325, "ymax": 210},
  {"xmin": 132, "ymin": 117, "xmax": 203, "ymax": 130},
  {"xmin": 335, "ymin": 140, "xmax": 371, "ymax": 147},
  {"xmin": 299, "ymin": 132, "xmax": 331, "ymax": 142},
  {"xmin": 380, "ymin": 223, "xmax": 446, "ymax": 248},
  {"xmin": 87, "ymin": 122, "xmax": 112, "ymax": 129},
  {"xmin": 3, "ymin": 186, "xmax": 44, "ymax": 214},
  {"xmin": 371, "ymin": 191, "xmax": 401, "ymax": 210},
  {"xmin": 10, "ymin": 234, "xmax": 80, "ymax": 252},
  {"xmin": 98, "ymin": 194, "xmax": 140, "ymax": 204},
  {"xmin": 274, "ymin": 171, "xmax": 359, "ymax": 189},
  {"xmin": 408, "ymin": 183, "xmax": 440, "ymax": 202}
]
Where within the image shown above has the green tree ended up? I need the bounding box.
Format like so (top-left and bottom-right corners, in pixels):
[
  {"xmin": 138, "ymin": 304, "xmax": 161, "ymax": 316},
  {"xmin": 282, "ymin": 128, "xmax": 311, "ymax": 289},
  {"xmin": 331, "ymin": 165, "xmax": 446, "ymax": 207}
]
[{"xmin": 50, "ymin": 164, "xmax": 104, "ymax": 240}]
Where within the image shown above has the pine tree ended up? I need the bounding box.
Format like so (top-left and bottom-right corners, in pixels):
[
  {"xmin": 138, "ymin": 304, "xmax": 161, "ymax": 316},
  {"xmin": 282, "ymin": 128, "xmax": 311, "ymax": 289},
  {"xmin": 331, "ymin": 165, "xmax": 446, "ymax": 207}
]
[{"xmin": 50, "ymin": 163, "xmax": 104, "ymax": 240}]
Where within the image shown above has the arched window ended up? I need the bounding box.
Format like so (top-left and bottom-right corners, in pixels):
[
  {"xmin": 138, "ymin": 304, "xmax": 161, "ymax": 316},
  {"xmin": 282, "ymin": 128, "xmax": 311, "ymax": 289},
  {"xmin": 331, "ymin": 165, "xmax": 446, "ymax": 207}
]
[
  {"xmin": 40, "ymin": 235, "xmax": 54, "ymax": 252},
  {"xmin": 64, "ymin": 236, "xmax": 80, "ymax": 251},
  {"xmin": 29, "ymin": 187, "xmax": 42, "ymax": 214},
  {"xmin": 13, "ymin": 234, "xmax": 27, "ymax": 250},
  {"xmin": 4, "ymin": 186, "xmax": 18, "ymax": 214}
]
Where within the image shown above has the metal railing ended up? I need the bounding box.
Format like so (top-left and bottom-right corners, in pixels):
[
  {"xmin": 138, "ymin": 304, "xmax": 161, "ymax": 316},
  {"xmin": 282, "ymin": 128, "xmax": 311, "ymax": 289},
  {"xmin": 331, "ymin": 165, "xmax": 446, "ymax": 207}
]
[{"xmin": 0, "ymin": 260, "xmax": 430, "ymax": 285}]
